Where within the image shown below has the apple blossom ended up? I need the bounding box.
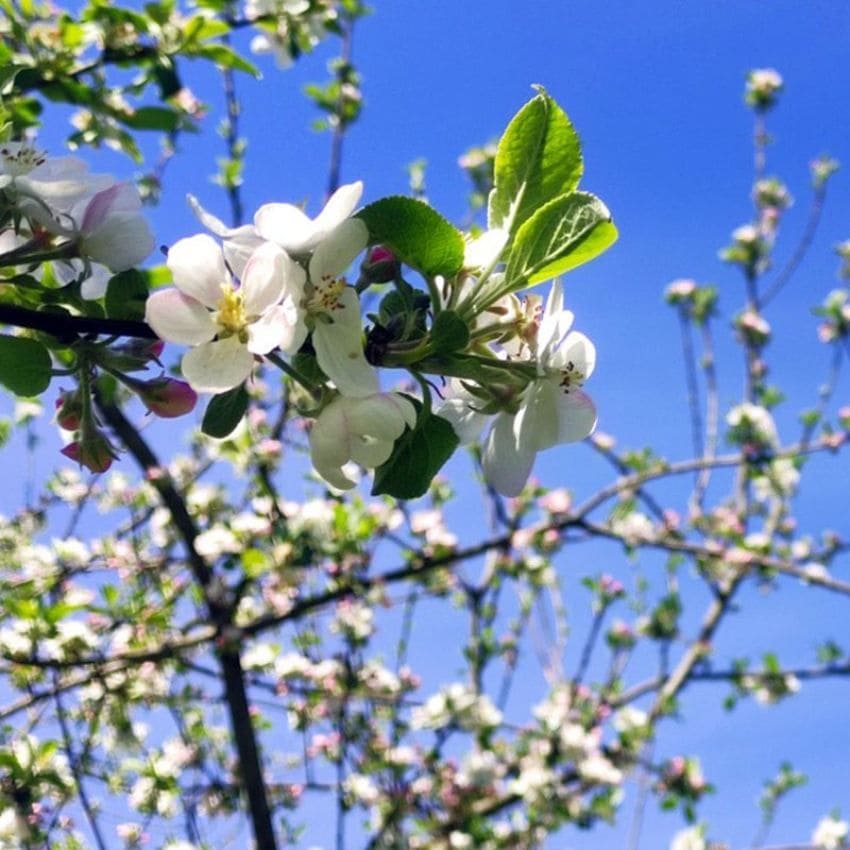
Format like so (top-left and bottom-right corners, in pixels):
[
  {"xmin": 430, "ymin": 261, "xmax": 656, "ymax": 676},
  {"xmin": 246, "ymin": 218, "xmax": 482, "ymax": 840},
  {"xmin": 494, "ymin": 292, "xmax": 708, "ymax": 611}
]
[
  {"xmin": 308, "ymin": 392, "xmax": 416, "ymax": 490},
  {"xmin": 188, "ymin": 194, "xmax": 264, "ymax": 276},
  {"xmin": 812, "ymin": 816, "xmax": 850, "ymax": 850},
  {"xmin": 440, "ymin": 280, "xmax": 597, "ymax": 496},
  {"xmin": 145, "ymin": 234, "xmax": 305, "ymax": 392}
]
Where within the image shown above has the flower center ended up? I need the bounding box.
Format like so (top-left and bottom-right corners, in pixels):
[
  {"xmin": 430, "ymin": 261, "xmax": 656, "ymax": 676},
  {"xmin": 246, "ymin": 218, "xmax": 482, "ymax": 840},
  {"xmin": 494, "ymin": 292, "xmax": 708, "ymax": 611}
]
[
  {"xmin": 217, "ymin": 285, "xmax": 247, "ymax": 336},
  {"xmin": 308, "ymin": 275, "xmax": 346, "ymax": 314},
  {"xmin": 1, "ymin": 144, "xmax": 47, "ymax": 177},
  {"xmin": 558, "ymin": 360, "xmax": 586, "ymax": 394}
]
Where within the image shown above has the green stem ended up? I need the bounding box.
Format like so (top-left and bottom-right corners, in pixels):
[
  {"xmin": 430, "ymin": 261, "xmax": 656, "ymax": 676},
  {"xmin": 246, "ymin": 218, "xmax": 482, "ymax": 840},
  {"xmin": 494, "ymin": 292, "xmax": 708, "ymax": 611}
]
[{"xmin": 264, "ymin": 351, "xmax": 320, "ymax": 396}]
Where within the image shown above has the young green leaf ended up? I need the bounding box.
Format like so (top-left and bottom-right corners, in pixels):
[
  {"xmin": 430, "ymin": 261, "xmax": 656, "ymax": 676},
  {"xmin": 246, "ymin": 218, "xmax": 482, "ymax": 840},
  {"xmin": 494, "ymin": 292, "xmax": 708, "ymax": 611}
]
[
  {"xmin": 488, "ymin": 89, "xmax": 583, "ymax": 235},
  {"xmin": 201, "ymin": 383, "xmax": 249, "ymax": 438},
  {"xmin": 504, "ymin": 191, "xmax": 617, "ymax": 290},
  {"xmin": 430, "ymin": 310, "xmax": 470, "ymax": 354},
  {"xmin": 371, "ymin": 410, "xmax": 459, "ymax": 500},
  {"xmin": 0, "ymin": 335, "xmax": 51, "ymax": 396},
  {"xmin": 357, "ymin": 196, "xmax": 464, "ymax": 278},
  {"xmin": 105, "ymin": 270, "xmax": 149, "ymax": 321}
]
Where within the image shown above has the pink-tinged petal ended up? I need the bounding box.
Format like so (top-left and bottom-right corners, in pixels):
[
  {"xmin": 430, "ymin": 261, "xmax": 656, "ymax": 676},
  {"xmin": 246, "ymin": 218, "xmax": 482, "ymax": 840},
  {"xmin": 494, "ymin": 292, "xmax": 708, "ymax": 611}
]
[
  {"xmin": 80, "ymin": 213, "xmax": 155, "ymax": 271},
  {"xmin": 181, "ymin": 337, "xmax": 255, "ymax": 393},
  {"xmin": 309, "ymin": 218, "xmax": 368, "ymax": 282},
  {"xmin": 550, "ymin": 331, "xmax": 596, "ymax": 380},
  {"xmin": 247, "ymin": 300, "xmax": 306, "ymax": 355},
  {"xmin": 254, "ymin": 203, "xmax": 316, "ymax": 254},
  {"xmin": 80, "ymin": 182, "xmax": 141, "ymax": 233},
  {"xmin": 515, "ymin": 380, "xmax": 559, "ymax": 452},
  {"xmin": 241, "ymin": 242, "xmax": 287, "ymax": 316},
  {"xmin": 312, "ymin": 287, "xmax": 378, "ymax": 397},
  {"xmin": 482, "ymin": 413, "xmax": 536, "ymax": 497},
  {"xmin": 146, "ymin": 290, "xmax": 217, "ymax": 345},
  {"xmin": 166, "ymin": 234, "xmax": 227, "ymax": 309},
  {"xmin": 554, "ymin": 389, "xmax": 597, "ymax": 444},
  {"xmin": 313, "ymin": 181, "xmax": 363, "ymax": 235}
]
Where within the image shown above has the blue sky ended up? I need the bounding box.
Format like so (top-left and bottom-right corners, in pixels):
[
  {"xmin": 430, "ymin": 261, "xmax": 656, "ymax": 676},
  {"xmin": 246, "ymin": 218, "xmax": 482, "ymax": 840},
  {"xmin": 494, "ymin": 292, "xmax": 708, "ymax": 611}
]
[{"xmin": 12, "ymin": 1, "xmax": 850, "ymax": 847}]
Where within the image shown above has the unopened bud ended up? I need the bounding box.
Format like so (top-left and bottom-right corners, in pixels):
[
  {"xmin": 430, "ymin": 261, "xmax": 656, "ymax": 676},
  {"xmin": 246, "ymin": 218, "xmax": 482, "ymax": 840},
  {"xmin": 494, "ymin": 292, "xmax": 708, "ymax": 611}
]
[
  {"xmin": 360, "ymin": 245, "xmax": 399, "ymax": 284},
  {"xmin": 55, "ymin": 391, "xmax": 83, "ymax": 431},
  {"xmin": 60, "ymin": 431, "xmax": 117, "ymax": 473},
  {"xmin": 135, "ymin": 377, "xmax": 197, "ymax": 418}
]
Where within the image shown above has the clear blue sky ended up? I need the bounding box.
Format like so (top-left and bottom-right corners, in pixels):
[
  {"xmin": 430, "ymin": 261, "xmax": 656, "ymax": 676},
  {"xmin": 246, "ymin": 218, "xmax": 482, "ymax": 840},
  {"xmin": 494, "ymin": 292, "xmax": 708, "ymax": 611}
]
[{"xmin": 16, "ymin": 1, "xmax": 850, "ymax": 847}]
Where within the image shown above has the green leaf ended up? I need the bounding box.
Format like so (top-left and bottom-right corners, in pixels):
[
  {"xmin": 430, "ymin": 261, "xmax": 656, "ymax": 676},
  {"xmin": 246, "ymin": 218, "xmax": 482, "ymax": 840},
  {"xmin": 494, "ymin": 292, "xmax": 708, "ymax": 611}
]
[
  {"xmin": 488, "ymin": 89, "xmax": 583, "ymax": 235},
  {"xmin": 371, "ymin": 408, "xmax": 458, "ymax": 500},
  {"xmin": 357, "ymin": 196, "xmax": 464, "ymax": 278},
  {"xmin": 505, "ymin": 191, "xmax": 617, "ymax": 290},
  {"xmin": 430, "ymin": 310, "xmax": 470, "ymax": 354},
  {"xmin": 120, "ymin": 106, "xmax": 181, "ymax": 132},
  {"xmin": 193, "ymin": 44, "xmax": 260, "ymax": 78},
  {"xmin": 201, "ymin": 383, "xmax": 249, "ymax": 438},
  {"xmin": 0, "ymin": 335, "xmax": 51, "ymax": 396},
  {"xmin": 105, "ymin": 270, "xmax": 149, "ymax": 320}
]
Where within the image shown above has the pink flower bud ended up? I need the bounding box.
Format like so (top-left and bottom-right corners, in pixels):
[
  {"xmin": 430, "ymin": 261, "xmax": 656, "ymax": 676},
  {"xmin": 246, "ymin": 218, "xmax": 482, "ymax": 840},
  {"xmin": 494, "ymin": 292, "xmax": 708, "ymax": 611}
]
[
  {"xmin": 55, "ymin": 391, "xmax": 82, "ymax": 431},
  {"xmin": 60, "ymin": 432, "xmax": 117, "ymax": 473},
  {"xmin": 360, "ymin": 244, "xmax": 399, "ymax": 283},
  {"xmin": 136, "ymin": 377, "xmax": 197, "ymax": 418}
]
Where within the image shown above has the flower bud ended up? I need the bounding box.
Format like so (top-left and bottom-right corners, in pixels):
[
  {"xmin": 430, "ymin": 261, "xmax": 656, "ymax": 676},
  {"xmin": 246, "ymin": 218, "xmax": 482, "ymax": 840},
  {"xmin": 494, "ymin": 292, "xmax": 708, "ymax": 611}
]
[
  {"xmin": 135, "ymin": 377, "xmax": 198, "ymax": 418},
  {"xmin": 359, "ymin": 245, "xmax": 399, "ymax": 284},
  {"xmin": 55, "ymin": 391, "xmax": 83, "ymax": 431},
  {"xmin": 60, "ymin": 431, "xmax": 117, "ymax": 473}
]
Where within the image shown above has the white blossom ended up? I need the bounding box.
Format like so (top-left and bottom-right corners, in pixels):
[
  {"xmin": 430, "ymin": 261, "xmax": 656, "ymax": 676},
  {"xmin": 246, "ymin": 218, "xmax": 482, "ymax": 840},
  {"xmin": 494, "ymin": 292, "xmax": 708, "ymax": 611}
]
[{"xmin": 813, "ymin": 816, "xmax": 849, "ymax": 849}]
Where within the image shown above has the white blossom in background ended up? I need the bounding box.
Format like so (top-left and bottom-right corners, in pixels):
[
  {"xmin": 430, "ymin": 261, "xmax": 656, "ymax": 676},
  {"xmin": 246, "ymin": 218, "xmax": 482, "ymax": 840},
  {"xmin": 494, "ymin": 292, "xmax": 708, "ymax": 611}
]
[
  {"xmin": 308, "ymin": 392, "xmax": 416, "ymax": 490},
  {"xmin": 245, "ymin": 0, "xmax": 326, "ymax": 68},
  {"xmin": 726, "ymin": 402, "xmax": 779, "ymax": 447},
  {"xmin": 670, "ymin": 825, "xmax": 706, "ymax": 850},
  {"xmin": 146, "ymin": 235, "xmax": 305, "ymax": 392},
  {"xmin": 0, "ymin": 808, "xmax": 29, "ymax": 847},
  {"xmin": 812, "ymin": 816, "xmax": 849, "ymax": 849},
  {"xmin": 411, "ymin": 683, "xmax": 502, "ymax": 731}
]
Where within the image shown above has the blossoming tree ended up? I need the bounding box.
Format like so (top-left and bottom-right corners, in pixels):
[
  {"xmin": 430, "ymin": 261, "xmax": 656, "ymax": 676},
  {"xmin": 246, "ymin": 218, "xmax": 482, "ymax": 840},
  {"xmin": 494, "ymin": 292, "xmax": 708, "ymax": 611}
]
[{"xmin": 0, "ymin": 3, "xmax": 848, "ymax": 850}]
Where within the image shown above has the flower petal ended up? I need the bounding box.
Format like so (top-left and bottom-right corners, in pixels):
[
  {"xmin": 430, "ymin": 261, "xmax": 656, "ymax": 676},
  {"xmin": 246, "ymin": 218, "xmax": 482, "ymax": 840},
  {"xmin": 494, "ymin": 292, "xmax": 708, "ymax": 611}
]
[
  {"xmin": 145, "ymin": 290, "xmax": 217, "ymax": 345},
  {"xmin": 464, "ymin": 227, "xmax": 507, "ymax": 269},
  {"xmin": 482, "ymin": 413, "xmax": 536, "ymax": 497},
  {"xmin": 312, "ymin": 287, "xmax": 378, "ymax": 397},
  {"xmin": 80, "ymin": 213, "xmax": 155, "ymax": 272},
  {"xmin": 247, "ymin": 300, "xmax": 305, "ymax": 355},
  {"xmin": 436, "ymin": 398, "xmax": 488, "ymax": 445},
  {"xmin": 313, "ymin": 181, "xmax": 363, "ymax": 236},
  {"xmin": 515, "ymin": 380, "xmax": 560, "ymax": 451},
  {"xmin": 240, "ymin": 242, "xmax": 287, "ymax": 315},
  {"xmin": 167, "ymin": 234, "xmax": 227, "ymax": 308},
  {"xmin": 550, "ymin": 330, "xmax": 596, "ymax": 380},
  {"xmin": 254, "ymin": 202, "xmax": 316, "ymax": 255},
  {"xmin": 309, "ymin": 401, "xmax": 357, "ymax": 490},
  {"xmin": 554, "ymin": 388, "xmax": 597, "ymax": 444},
  {"xmin": 309, "ymin": 218, "xmax": 368, "ymax": 282},
  {"xmin": 181, "ymin": 336, "xmax": 254, "ymax": 393}
]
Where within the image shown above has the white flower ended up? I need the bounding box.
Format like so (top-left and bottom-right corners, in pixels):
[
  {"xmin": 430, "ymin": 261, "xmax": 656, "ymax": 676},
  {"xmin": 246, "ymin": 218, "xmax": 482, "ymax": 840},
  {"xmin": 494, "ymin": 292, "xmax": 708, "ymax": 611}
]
[
  {"xmin": 812, "ymin": 815, "xmax": 849, "ymax": 849},
  {"xmin": 670, "ymin": 825, "xmax": 706, "ymax": 850},
  {"xmin": 726, "ymin": 402, "xmax": 778, "ymax": 447},
  {"xmin": 578, "ymin": 752, "xmax": 623, "ymax": 785},
  {"xmin": 309, "ymin": 393, "xmax": 416, "ymax": 490},
  {"xmin": 440, "ymin": 280, "xmax": 597, "ymax": 496},
  {"xmin": 145, "ymin": 235, "xmax": 305, "ymax": 392},
  {"xmin": 257, "ymin": 185, "xmax": 375, "ymax": 395}
]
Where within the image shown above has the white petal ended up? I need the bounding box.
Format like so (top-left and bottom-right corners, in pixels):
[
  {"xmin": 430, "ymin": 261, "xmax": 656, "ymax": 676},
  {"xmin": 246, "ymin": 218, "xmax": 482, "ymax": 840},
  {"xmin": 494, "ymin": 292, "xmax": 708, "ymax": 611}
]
[
  {"xmin": 254, "ymin": 203, "xmax": 316, "ymax": 255},
  {"xmin": 80, "ymin": 213, "xmax": 155, "ymax": 271},
  {"xmin": 247, "ymin": 300, "xmax": 304, "ymax": 355},
  {"xmin": 349, "ymin": 433, "xmax": 394, "ymax": 469},
  {"xmin": 79, "ymin": 264, "xmax": 112, "ymax": 300},
  {"xmin": 482, "ymin": 414, "xmax": 536, "ymax": 497},
  {"xmin": 538, "ymin": 309, "xmax": 574, "ymax": 366},
  {"xmin": 550, "ymin": 331, "xmax": 596, "ymax": 380},
  {"xmin": 313, "ymin": 181, "xmax": 363, "ymax": 236},
  {"xmin": 309, "ymin": 218, "xmax": 368, "ymax": 282},
  {"xmin": 312, "ymin": 288, "xmax": 378, "ymax": 397},
  {"xmin": 544, "ymin": 279, "xmax": 565, "ymax": 320},
  {"xmin": 554, "ymin": 389, "xmax": 597, "ymax": 444},
  {"xmin": 464, "ymin": 228, "xmax": 507, "ymax": 269},
  {"xmin": 181, "ymin": 337, "xmax": 255, "ymax": 393},
  {"xmin": 435, "ymin": 398, "xmax": 487, "ymax": 445},
  {"xmin": 167, "ymin": 234, "xmax": 227, "ymax": 309},
  {"xmin": 348, "ymin": 395, "xmax": 410, "ymax": 443},
  {"xmin": 187, "ymin": 194, "xmax": 232, "ymax": 237},
  {"xmin": 224, "ymin": 230, "xmax": 266, "ymax": 278},
  {"xmin": 241, "ymin": 242, "xmax": 288, "ymax": 316},
  {"xmin": 515, "ymin": 380, "xmax": 559, "ymax": 451},
  {"xmin": 145, "ymin": 290, "xmax": 217, "ymax": 345},
  {"xmin": 309, "ymin": 401, "xmax": 357, "ymax": 489}
]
